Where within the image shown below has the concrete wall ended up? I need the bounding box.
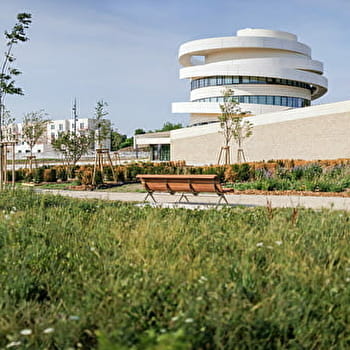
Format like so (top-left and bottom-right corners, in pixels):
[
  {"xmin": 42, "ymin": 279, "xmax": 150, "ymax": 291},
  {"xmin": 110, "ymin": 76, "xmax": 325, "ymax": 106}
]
[{"xmin": 170, "ymin": 101, "xmax": 350, "ymax": 165}]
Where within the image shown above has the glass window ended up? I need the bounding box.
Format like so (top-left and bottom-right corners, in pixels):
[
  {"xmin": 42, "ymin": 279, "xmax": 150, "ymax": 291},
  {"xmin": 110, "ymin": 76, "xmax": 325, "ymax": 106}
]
[
  {"xmin": 50, "ymin": 124, "xmax": 55, "ymax": 129},
  {"xmin": 242, "ymin": 76, "xmax": 250, "ymax": 83},
  {"xmin": 266, "ymin": 96, "xmax": 274, "ymax": 105},
  {"xmin": 217, "ymin": 76, "xmax": 223, "ymax": 85},
  {"xmin": 232, "ymin": 77, "xmax": 239, "ymax": 84},
  {"xmin": 243, "ymin": 96, "xmax": 249, "ymax": 103},
  {"xmin": 224, "ymin": 76, "xmax": 232, "ymax": 84},
  {"xmin": 208, "ymin": 77, "xmax": 215, "ymax": 86},
  {"xmin": 257, "ymin": 96, "xmax": 266, "ymax": 104},
  {"xmin": 194, "ymin": 95, "xmax": 309, "ymax": 108},
  {"xmin": 59, "ymin": 124, "xmax": 63, "ymax": 131},
  {"xmin": 250, "ymin": 96, "xmax": 258, "ymax": 104}
]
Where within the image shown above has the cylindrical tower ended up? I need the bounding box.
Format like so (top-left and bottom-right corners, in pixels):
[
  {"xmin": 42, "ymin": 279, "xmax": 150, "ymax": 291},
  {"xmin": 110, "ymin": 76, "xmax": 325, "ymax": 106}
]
[{"xmin": 172, "ymin": 28, "xmax": 328, "ymax": 126}]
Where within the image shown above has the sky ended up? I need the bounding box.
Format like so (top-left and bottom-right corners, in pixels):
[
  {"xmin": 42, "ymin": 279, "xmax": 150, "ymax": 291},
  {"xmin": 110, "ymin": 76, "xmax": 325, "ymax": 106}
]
[{"xmin": 1, "ymin": 0, "xmax": 349, "ymax": 135}]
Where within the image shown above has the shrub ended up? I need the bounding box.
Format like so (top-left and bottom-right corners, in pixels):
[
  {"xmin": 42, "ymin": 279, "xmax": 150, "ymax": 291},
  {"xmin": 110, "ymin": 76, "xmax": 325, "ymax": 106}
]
[
  {"xmin": 33, "ymin": 167, "xmax": 45, "ymax": 183},
  {"xmin": 56, "ymin": 166, "xmax": 68, "ymax": 181},
  {"xmin": 77, "ymin": 168, "xmax": 93, "ymax": 185},
  {"xmin": 43, "ymin": 168, "xmax": 57, "ymax": 182},
  {"xmin": 94, "ymin": 170, "xmax": 103, "ymax": 185}
]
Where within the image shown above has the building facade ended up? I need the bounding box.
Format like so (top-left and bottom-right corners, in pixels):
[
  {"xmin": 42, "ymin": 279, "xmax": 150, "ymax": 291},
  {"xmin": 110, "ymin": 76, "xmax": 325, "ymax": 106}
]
[
  {"xmin": 136, "ymin": 28, "xmax": 350, "ymax": 164},
  {"xmin": 172, "ymin": 28, "xmax": 328, "ymax": 125},
  {"xmin": 3, "ymin": 118, "xmax": 110, "ymax": 158}
]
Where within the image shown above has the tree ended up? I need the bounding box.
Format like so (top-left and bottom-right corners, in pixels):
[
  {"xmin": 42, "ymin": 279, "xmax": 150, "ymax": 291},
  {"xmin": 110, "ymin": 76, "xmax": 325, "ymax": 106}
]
[
  {"xmin": 22, "ymin": 110, "xmax": 49, "ymax": 158},
  {"xmin": 93, "ymin": 100, "xmax": 110, "ymax": 149},
  {"xmin": 156, "ymin": 122, "xmax": 183, "ymax": 132},
  {"xmin": 0, "ymin": 13, "xmax": 32, "ymax": 188},
  {"xmin": 135, "ymin": 128, "xmax": 146, "ymax": 135},
  {"xmin": 2, "ymin": 109, "xmax": 16, "ymax": 141},
  {"xmin": 111, "ymin": 129, "xmax": 127, "ymax": 151},
  {"xmin": 218, "ymin": 88, "xmax": 253, "ymax": 164},
  {"xmin": 52, "ymin": 132, "xmax": 92, "ymax": 177},
  {"xmin": 22, "ymin": 110, "xmax": 49, "ymax": 173},
  {"xmin": 119, "ymin": 137, "xmax": 133, "ymax": 150}
]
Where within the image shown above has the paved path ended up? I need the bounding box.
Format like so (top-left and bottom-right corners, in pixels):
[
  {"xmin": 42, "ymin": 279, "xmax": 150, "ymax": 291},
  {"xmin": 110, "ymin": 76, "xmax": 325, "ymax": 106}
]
[{"xmin": 36, "ymin": 189, "xmax": 350, "ymax": 210}]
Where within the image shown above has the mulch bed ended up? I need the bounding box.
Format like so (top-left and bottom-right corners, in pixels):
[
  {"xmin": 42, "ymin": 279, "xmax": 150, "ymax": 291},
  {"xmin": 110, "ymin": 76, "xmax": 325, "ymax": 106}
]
[{"xmin": 230, "ymin": 189, "xmax": 350, "ymax": 197}]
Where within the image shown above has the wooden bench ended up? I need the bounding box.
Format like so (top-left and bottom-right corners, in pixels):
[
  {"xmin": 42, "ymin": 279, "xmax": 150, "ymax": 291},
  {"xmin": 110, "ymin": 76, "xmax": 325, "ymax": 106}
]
[{"xmin": 136, "ymin": 174, "xmax": 234, "ymax": 204}]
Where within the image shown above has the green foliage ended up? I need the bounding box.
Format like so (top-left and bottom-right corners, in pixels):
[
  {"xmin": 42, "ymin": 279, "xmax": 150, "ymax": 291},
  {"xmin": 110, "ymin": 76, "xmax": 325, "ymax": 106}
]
[
  {"xmin": 228, "ymin": 162, "xmax": 350, "ymax": 192},
  {"xmin": 0, "ymin": 13, "xmax": 32, "ymax": 117},
  {"xmin": 119, "ymin": 137, "xmax": 133, "ymax": 149},
  {"xmin": 0, "ymin": 190, "xmax": 350, "ymax": 349},
  {"xmin": 52, "ymin": 132, "xmax": 92, "ymax": 174},
  {"xmin": 155, "ymin": 122, "xmax": 183, "ymax": 132},
  {"xmin": 94, "ymin": 170, "xmax": 103, "ymax": 185},
  {"xmin": 134, "ymin": 128, "xmax": 146, "ymax": 135},
  {"xmin": 33, "ymin": 167, "xmax": 44, "ymax": 183}
]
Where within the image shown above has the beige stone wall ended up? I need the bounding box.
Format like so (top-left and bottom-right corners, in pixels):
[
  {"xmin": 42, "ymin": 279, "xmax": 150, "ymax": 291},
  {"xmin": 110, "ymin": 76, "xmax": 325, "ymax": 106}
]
[{"xmin": 171, "ymin": 112, "xmax": 350, "ymax": 165}]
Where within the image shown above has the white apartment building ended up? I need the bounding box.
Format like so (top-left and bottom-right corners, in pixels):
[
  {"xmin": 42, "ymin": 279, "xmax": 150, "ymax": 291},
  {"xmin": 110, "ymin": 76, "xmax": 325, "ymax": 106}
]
[{"xmin": 4, "ymin": 118, "xmax": 110, "ymax": 158}]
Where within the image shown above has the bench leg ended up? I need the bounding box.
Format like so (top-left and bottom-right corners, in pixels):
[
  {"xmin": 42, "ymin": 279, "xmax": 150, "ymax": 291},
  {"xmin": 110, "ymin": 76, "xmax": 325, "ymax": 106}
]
[
  {"xmin": 178, "ymin": 193, "xmax": 189, "ymax": 203},
  {"xmin": 218, "ymin": 194, "xmax": 229, "ymax": 205},
  {"xmin": 145, "ymin": 192, "xmax": 157, "ymax": 203}
]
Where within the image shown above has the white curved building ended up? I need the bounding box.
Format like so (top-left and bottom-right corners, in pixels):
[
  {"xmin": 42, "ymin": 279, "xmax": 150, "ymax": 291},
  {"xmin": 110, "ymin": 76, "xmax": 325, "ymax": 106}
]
[
  {"xmin": 172, "ymin": 28, "xmax": 328, "ymax": 125},
  {"xmin": 136, "ymin": 28, "xmax": 350, "ymax": 164}
]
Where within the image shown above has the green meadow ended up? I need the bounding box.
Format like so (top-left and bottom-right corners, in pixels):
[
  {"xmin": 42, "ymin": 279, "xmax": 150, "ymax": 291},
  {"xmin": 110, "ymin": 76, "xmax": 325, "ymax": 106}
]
[{"xmin": 1, "ymin": 189, "xmax": 350, "ymax": 349}]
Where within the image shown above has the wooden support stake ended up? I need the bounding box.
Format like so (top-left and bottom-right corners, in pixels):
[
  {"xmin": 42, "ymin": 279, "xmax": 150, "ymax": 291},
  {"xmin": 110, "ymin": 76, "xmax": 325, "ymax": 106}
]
[{"xmin": 92, "ymin": 148, "xmax": 116, "ymax": 185}]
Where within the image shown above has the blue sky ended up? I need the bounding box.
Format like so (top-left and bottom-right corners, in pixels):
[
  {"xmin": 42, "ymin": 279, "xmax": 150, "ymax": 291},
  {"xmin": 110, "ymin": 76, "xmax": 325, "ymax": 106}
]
[{"xmin": 1, "ymin": 0, "xmax": 349, "ymax": 135}]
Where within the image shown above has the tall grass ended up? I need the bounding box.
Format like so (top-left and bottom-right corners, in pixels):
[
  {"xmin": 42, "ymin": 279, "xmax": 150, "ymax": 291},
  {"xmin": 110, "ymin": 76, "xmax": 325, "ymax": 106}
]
[{"xmin": 0, "ymin": 189, "xmax": 350, "ymax": 349}]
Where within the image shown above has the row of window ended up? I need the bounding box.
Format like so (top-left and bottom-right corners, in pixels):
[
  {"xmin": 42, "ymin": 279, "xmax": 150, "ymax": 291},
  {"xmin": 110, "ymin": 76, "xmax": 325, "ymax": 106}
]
[
  {"xmin": 193, "ymin": 95, "xmax": 311, "ymax": 108},
  {"xmin": 191, "ymin": 76, "xmax": 312, "ymax": 91},
  {"xmin": 17, "ymin": 149, "xmax": 41, "ymax": 153},
  {"xmin": 50, "ymin": 123, "xmax": 85, "ymax": 130}
]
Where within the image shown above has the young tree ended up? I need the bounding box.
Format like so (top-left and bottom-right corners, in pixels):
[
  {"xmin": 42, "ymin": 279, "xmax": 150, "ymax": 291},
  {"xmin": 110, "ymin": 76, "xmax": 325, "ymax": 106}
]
[
  {"xmin": 93, "ymin": 100, "xmax": 110, "ymax": 149},
  {"xmin": 218, "ymin": 88, "xmax": 253, "ymax": 164},
  {"xmin": 0, "ymin": 13, "xmax": 31, "ymax": 188},
  {"xmin": 22, "ymin": 110, "xmax": 49, "ymax": 170},
  {"xmin": 52, "ymin": 132, "xmax": 92, "ymax": 177},
  {"xmin": 2, "ymin": 109, "xmax": 16, "ymax": 141}
]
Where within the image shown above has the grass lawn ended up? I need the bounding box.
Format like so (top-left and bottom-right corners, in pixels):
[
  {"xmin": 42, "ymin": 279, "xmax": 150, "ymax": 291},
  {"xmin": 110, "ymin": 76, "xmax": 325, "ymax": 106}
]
[{"xmin": 1, "ymin": 189, "xmax": 350, "ymax": 349}]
